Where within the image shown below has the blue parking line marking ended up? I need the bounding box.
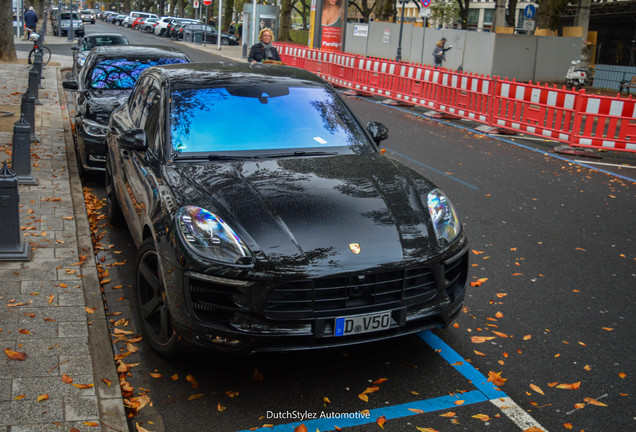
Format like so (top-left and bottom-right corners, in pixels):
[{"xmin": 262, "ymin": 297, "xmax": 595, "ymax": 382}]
[
  {"xmin": 235, "ymin": 330, "xmax": 506, "ymax": 432},
  {"xmin": 419, "ymin": 330, "xmax": 506, "ymax": 400}
]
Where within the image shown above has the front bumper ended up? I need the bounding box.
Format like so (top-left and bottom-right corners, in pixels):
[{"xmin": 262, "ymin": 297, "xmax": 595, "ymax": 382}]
[{"xmin": 162, "ymin": 244, "xmax": 469, "ymax": 354}]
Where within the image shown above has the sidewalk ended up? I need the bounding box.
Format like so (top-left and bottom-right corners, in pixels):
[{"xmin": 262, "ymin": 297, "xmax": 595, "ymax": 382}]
[
  {"xmin": 0, "ymin": 40, "xmax": 127, "ymax": 432},
  {"xmin": 1, "ymin": 28, "xmax": 250, "ymax": 432}
]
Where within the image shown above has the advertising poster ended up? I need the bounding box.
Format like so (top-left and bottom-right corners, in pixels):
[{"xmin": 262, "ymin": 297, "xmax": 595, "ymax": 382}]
[{"xmin": 320, "ymin": 0, "xmax": 345, "ymax": 52}]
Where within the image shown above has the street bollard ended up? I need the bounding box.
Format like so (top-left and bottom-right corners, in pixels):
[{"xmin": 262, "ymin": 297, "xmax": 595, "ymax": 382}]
[
  {"xmin": 20, "ymin": 90, "xmax": 37, "ymax": 143},
  {"xmin": 34, "ymin": 49, "xmax": 44, "ymax": 88},
  {"xmin": 28, "ymin": 68, "xmax": 41, "ymax": 105},
  {"xmin": 0, "ymin": 161, "xmax": 31, "ymax": 261},
  {"xmin": 11, "ymin": 115, "xmax": 38, "ymax": 186}
]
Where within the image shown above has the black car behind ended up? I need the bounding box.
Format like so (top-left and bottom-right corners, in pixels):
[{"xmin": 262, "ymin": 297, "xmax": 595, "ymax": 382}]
[
  {"xmin": 62, "ymin": 46, "xmax": 191, "ymax": 173},
  {"xmin": 105, "ymin": 63, "xmax": 469, "ymax": 357}
]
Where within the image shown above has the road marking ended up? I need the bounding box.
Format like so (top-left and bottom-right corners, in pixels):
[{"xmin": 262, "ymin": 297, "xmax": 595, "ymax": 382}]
[
  {"xmin": 235, "ymin": 330, "xmax": 548, "ymax": 432},
  {"xmin": 573, "ymin": 160, "xmax": 636, "ymax": 170}
]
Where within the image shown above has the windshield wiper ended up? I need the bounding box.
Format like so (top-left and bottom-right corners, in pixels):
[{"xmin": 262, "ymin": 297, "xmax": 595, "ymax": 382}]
[
  {"xmin": 257, "ymin": 151, "xmax": 339, "ymax": 158},
  {"xmin": 173, "ymin": 151, "xmax": 338, "ymax": 161},
  {"xmin": 173, "ymin": 154, "xmax": 254, "ymax": 161}
]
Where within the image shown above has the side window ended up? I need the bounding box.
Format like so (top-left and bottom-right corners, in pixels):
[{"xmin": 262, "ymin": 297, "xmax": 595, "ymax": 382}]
[
  {"xmin": 129, "ymin": 77, "xmax": 151, "ymax": 126},
  {"xmin": 138, "ymin": 79, "xmax": 163, "ymax": 154}
]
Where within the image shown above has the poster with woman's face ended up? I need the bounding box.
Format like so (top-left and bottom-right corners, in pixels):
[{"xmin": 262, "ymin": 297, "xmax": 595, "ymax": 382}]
[{"xmin": 320, "ymin": 0, "xmax": 345, "ymax": 52}]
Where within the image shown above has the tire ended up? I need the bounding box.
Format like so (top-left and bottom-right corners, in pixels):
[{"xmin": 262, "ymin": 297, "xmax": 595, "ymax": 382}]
[
  {"xmin": 221, "ymin": 38, "xmax": 229, "ymax": 46},
  {"xmin": 28, "ymin": 46, "xmax": 52, "ymax": 66},
  {"xmin": 105, "ymin": 161, "xmax": 123, "ymax": 226},
  {"xmin": 160, "ymin": 28, "xmax": 166, "ymax": 37},
  {"xmin": 135, "ymin": 238, "xmax": 182, "ymax": 357}
]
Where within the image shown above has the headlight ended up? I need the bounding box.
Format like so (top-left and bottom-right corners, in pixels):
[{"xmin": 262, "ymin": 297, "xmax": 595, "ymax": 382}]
[
  {"xmin": 176, "ymin": 206, "xmax": 252, "ymax": 265},
  {"xmin": 77, "ymin": 54, "xmax": 86, "ymax": 67},
  {"xmin": 427, "ymin": 189, "xmax": 461, "ymax": 246},
  {"xmin": 81, "ymin": 119, "xmax": 107, "ymax": 137}
]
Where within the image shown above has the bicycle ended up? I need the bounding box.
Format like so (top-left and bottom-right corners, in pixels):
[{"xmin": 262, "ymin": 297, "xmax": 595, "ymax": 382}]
[{"xmin": 27, "ymin": 33, "xmax": 52, "ymax": 66}]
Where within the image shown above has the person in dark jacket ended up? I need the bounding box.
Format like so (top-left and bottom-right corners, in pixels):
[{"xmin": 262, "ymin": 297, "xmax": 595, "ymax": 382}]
[
  {"xmin": 432, "ymin": 37, "xmax": 452, "ymax": 68},
  {"xmin": 24, "ymin": 6, "xmax": 38, "ymax": 33},
  {"xmin": 248, "ymin": 28, "xmax": 281, "ymax": 63}
]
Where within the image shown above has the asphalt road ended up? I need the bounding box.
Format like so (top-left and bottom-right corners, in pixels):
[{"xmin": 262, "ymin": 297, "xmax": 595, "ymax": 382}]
[{"xmin": 59, "ymin": 21, "xmax": 636, "ymax": 432}]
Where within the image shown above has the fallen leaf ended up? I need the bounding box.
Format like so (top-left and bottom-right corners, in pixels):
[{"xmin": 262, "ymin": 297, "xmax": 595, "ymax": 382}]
[
  {"xmin": 186, "ymin": 374, "xmax": 198, "ymax": 389},
  {"xmin": 225, "ymin": 390, "xmax": 239, "ymax": 398},
  {"xmin": 473, "ymin": 350, "xmax": 486, "ymax": 356},
  {"xmin": 188, "ymin": 393, "xmax": 204, "ymax": 400},
  {"xmin": 602, "ymin": 327, "xmax": 613, "ymax": 331},
  {"xmin": 574, "ymin": 403, "xmax": 585, "ymax": 409},
  {"xmin": 135, "ymin": 422, "xmax": 152, "ymax": 432},
  {"xmin": 416, "ymin": 428, "xmax": 440, "ymax": 432},
  {"xmin": 495, "ymin": 311, "xmax": 503, "ymax": 318},
  {"xmin": 170, "ymin": 373, "xmax": 179, "ymax": 381},
  {"xmin": 217, "ymin": 402, "xmax": 226, "ymax": 412},
  {"xmin": 583, "ymin": 397, "xmax": 607, "ymax": 407},
  {"xmin": 439, "ymin": 412, "xmax": 456, "ymax": 417},
  {"xmin": 523, "ymin": 335, "xmax": 531, "ymax": 340},
  {"xmin": 4, "ymin": 348, "xmax": 27, "ymax": 361},
  {"xmin": 47, "ymin": 294, "xmax": 55, "ymax": 304},
  {"xmin": 62, "ymin": 374, "xmax": 73, "ymax": 383},
  {"xmin": 37, "ymin": 394, "xmax": 49, "ymax": 402},
  {"xmin": 376, "ymin": 415, "xmax": 387, "ymax": 429},
  {"xmin": 85, "ymin": 307, "xmax": 96, "ymax": 314},
  {"xmin": 408, "ymin": 408, "xmax": 425, "ymax": 414},
  {"xmin": 492, "ymin": 331, "xmax": 508, "ymax": 338},
  {"xmin": 101, "ymin": 378, "xmax": 111, "ymax": 387},
  {"xmin": 618, "ymin": 373, "xmax": 626, "ymax": 379},
  {"xmin": 556, "ymin": 382, "xmax": 581, "ymax": 390},
  {"xmin": 454, "ymin": 400, "xmax": 465, "ymax": 405},
  {"xmin": 294, "ymin": 424, "xmax": 308, "ymax": 432},
  {"xmin": 253, "ymin": 368, "xmax": 264, "ymax": 382},
  {"xmin": 564, "ymin": 423, "xmax": 573, "ymax": 430},
  {"xmin": 470, "ymin": 277, "xmax": 488, "ymax": 287},
  {"xmin": 323, "ymin": 396, "xmax": 331, "ymax": 406},
  {"xmin": 18, "ymin": 329, "xmax": 31, "ymax": 334},
  {"xmin": 14, "ymin": 394, "xmax": 26, "ymax": 400},
  {"xmin": 487, "ymin": 371, "xmax": 507, "ymax": 387},
  {"xmin": 149, "ymin": 372, "xmax": 162, "ymax": 379},
  {"xmin": 472, "ymin": 414, "xmax": 490, "ymax": 421},
  {"xmin": 72, "ymin": 383, "xmax": 94, "ymax": 389},
  {"xmin": 372, "ymin": 378, "xmax": 388, "ymax": 385},
  {"xmin": 358, "ymin": 393, "xmax": 369, "ymax": 402},
  {"xmin": 530, "ymin": 383, "xmax": 544, "ymax": 395},
  {"xmin": 471, "ymin": 336, "xmax": 496, "ymax": 343}
]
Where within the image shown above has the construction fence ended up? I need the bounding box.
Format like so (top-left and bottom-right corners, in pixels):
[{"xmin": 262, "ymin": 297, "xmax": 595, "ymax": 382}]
[{"xmin": 277, "ymin": 44, "xmax": 636, "ymax": 154}]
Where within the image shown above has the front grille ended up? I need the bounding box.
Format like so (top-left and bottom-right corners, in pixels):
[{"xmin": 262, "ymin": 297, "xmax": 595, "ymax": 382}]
[{"xmin": 264, "ymin": 267, "xmax": 438, "ymax": 320}]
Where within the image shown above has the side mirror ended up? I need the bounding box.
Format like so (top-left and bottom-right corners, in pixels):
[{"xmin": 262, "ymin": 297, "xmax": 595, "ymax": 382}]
[
  {"xmin": 62, "ymin": 79, "xmax": 79, "ymax": 91},
  {"xmin": 71, "ymin": 46, "xmax": 79, "ymax": 51},
  {"xmin": 367, "ymin": 121, "xmax": 389, "ymax": 145},
  {"xmin": 117, "ymin": 128, "xmax": 148, "ymax": 151}
]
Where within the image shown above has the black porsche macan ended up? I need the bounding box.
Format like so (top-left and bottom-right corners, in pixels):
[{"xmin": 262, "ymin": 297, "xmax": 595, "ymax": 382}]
[{"xmin": 105, "ymin": 63, "xmax": 469, "ymax": 357}]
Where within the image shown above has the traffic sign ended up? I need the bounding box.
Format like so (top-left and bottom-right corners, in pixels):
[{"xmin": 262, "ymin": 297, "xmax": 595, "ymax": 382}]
[
  {"xmin": 524, "ymin": 4, "xmax": 536, "ymax": 19},
  {"xmin": 203, "ymin": 0, "xmax": 212, "ymax": 5},
  {"xmin": 193, "ymin": 0, "xmax": 199, "ymax": 7},
  {"xmin": 421, "ymin": 0, "xmax": 431, "ymax": 7}
]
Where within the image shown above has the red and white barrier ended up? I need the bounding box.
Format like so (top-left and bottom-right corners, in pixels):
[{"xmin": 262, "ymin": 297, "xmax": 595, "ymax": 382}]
[{"xmin": 274, "ymin": 43, "xmax": 635, "ymax": 154}]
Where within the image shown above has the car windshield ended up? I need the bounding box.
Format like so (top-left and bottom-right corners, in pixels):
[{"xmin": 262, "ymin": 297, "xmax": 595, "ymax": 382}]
[
  {"xmin": 60, "ymin": 13, "xmax": 80, "ymax": 20},
  {"xmin": 169, "ymin": 85, "xmax": 370, "ymax": 154},
  {"xmin": 90, "ymin": 58, "xmax": 188, "ymax": 89}
]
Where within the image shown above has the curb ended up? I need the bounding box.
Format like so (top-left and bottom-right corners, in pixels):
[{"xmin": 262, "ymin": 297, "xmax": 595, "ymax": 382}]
[{"xmin": 56, "ymin": 67, "xmax": 130, "ymax": 432}]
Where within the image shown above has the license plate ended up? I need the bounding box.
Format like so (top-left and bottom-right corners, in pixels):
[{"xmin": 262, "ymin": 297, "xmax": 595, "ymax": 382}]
[{"xmin": 334, "ymin": 311, "xmax": 392, "ymax": 337}]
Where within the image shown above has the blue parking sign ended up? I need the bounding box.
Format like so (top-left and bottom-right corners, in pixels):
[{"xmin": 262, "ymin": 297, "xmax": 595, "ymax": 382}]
[{"xmin": 524, "ymin": 4, "xmax": 536, "ymax": 19}]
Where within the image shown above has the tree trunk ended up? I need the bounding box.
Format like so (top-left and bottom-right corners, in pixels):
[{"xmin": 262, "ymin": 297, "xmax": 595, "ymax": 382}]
[
  {"xmin": 279, "ymin": 0, "xmax": 292, "ymax": 42},
  {"xmin": 506, "ymin": 0, "xmax": 518, "ymax": 28},
  {"xmin": 0, "ymin": 0, "xmax": 17, "ymax": 62},
  {"xmin": 455, "ymin": 0, "xmax": 469, "ymax": 30},
  {"xmin": 536, "ymin": 0, "xmax": 570, "ymax": 32}
]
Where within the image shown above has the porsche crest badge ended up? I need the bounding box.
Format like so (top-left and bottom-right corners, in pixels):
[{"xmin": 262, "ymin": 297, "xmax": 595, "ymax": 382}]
[{"xmin": 349, "ymin": 243, "xmax": 361, "ymax": 254}]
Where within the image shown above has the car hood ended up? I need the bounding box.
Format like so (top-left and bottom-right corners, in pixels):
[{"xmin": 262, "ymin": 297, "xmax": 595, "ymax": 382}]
[
  {"xmin": 166, "ymin": 153, "xmax": 443, "ymax": 275},
  {"xmin": 86, "ymin": 89, "xmax": 129, "ymax": 124}
]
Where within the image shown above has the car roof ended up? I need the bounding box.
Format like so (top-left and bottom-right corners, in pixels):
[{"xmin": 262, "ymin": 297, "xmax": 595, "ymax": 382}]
[
  {"xmin": 90, "ymin": 45, "xmax": 190, "ymax": 60},
  {"xmin": 144, "ymin": 62, "xmax": 326, "ymax": 89},
  {"xmin": 82, "ymin": 33, "xmax": 128, "ymax": 39}
]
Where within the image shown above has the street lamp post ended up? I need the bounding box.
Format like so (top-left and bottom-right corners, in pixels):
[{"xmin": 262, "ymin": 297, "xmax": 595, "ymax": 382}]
[
  {"xmin": 67, "ymin": 2, "xmax": 75, "ymax": 41},
  {"xmin": 396, "ymin": 0, "xmax": 408, "ymax": 62}
]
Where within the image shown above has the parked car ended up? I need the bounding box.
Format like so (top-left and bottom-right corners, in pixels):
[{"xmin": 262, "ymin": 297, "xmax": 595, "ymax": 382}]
[
  {"xmin": 72, "ymin": 33, "xmax": 130, "ymax": 74},
  {"xmin": 137, "ymin": 17, "xmax": 159, "ymax": 33},
  {"xmin": 179, "ymin": 23, "xmax": 238, "ymax": 45},
  {"xmin": 62, "ymin": 46, "xmax": 191, "ymax": 174},
  {"xmin": 112, "ymin": 14, "xmax": 126, "ymax": 25},
  {"xmin": 53, "ymin": 11, "xmax": 84, "ymax": 37},
  {"xmin": 80, "ymin": 9, "xmax": 96, "ymax": 24},
  {"xmin": 167, "ymin": 18, "xmax": 200, "ymax": 38},
  {"xmin": 104, "ymin": 62, "xmax": 469, "ymax": 357},
  {"xmin": 153, "ymin": 16, "xmax": 177, "ymax": 36}
]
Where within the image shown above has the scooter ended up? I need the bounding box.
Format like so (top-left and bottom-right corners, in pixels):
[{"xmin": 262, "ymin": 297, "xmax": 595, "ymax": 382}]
[{"xmin": 565, "ymin": 60, "xmax": 589, "ymax": 90}]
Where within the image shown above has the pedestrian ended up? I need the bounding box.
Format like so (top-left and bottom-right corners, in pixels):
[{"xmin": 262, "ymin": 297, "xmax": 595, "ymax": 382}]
[
  {"xmin": 237, "ymin": 23, "xmax": 243, "ymax": 43},
  {"xmin": 432, "ymin": 37, "xmax": 452, "ymax": 68},
  {"xmin": 229, "ymin": 21, "xmax": 236, "ymax": 35},
  {"xmin": 248, "ymin": 28, "xmax": 281, "ymax": 64},
  {"xmin": 24, "ymin": 6, "xmax": 38, "ymax": 36}
]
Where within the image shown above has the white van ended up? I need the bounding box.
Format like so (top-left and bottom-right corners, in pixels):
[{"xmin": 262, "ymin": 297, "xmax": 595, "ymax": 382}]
[{"xmin": 123, "ymin": 11, "xmax": 158, "ymax": 27}]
